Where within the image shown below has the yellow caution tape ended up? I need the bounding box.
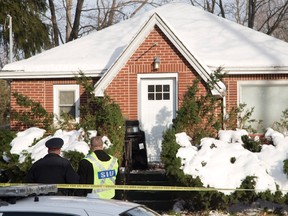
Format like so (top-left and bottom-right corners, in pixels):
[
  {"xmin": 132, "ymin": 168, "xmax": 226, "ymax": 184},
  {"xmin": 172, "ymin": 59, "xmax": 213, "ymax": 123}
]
[
  {"xmin": 59, "ymin": 184, "xmax": 226, "ymax": 191},
  {"xmin": 0, "ymin": 183, "xmax": 280, "ymax": 192}
]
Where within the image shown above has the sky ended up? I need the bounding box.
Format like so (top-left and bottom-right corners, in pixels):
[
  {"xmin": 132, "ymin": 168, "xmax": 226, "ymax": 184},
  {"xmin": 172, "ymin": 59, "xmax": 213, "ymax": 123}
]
[{"xmin": 7, "ymin": 127, "xmax": 288, "ymax": 195}]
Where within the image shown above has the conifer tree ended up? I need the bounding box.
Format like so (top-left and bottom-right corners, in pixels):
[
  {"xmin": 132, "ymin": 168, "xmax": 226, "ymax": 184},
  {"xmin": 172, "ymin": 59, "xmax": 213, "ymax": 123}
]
[
  {"xmin": 0, "ymin": 0, "xmax": 51, "ymax": 61},
  {"xmin": 0, "ymin": 80, "xmax": 9, "ymax": 126}
]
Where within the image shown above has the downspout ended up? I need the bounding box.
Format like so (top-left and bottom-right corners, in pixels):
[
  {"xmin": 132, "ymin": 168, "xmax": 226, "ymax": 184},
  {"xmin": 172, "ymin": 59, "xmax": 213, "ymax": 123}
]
[{"xmin": 222, "ymin": 95, "xmax": 227, "ymax": 130}]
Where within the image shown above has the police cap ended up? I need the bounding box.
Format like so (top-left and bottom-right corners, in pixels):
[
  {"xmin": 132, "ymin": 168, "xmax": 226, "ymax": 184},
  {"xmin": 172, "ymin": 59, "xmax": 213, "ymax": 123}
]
[{"xmin": 45, "ymin": 137, "xmax": 64, "ymax": 149}]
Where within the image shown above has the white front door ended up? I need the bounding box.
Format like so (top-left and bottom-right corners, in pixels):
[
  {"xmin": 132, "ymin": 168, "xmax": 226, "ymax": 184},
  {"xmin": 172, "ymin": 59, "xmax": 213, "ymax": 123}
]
[{"xmin": 138, "ymin": 74, "xmax": 177, "ymax": 163}]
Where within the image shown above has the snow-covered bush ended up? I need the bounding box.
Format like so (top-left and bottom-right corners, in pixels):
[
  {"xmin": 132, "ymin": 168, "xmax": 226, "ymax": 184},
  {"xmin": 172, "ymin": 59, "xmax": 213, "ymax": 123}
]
[
  {"xmin": 0, "ymin": 128, "xmax": 30, "ymax": 182},
  {"xmin": 241, "ymin": 135, "xmax": 261, "ymax": 152},
  {"xmin": 161, "ymin": 78, "xmax": 226, "ymax": 210}
]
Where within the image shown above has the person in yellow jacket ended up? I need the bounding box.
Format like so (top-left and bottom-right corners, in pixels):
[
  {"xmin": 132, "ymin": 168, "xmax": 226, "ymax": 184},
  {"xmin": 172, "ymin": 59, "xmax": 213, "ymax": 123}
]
[{"xmin": 77, "ymin": 136, "xmax": 118, "ymax": 199}]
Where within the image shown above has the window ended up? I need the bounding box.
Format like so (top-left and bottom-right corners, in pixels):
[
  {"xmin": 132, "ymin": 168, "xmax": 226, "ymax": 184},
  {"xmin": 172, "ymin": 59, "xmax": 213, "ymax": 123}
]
[
  {"xmin": 53, "ymin": 85, "xmax": 80, "ymax": 123},
  {"xmin": 59, "ymin": 91, "xmax": 75, "ymax": 117},
  {"xmin": 238, "ymin": 81, "xmax": 288, "ymax": 131},
  {"xmin": 148, "ymin": 84, "xmax": 170, "ymax": 100},
  {"xmin": 120, "ymin": 206, "xmax": 159, "ymax": 216}
]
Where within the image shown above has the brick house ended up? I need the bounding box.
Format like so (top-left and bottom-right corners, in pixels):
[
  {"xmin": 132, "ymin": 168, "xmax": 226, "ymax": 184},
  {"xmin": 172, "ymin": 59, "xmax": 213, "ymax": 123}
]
[{"xmin": 1, "ymin": 3, "xmax": 288, "ymax": 163}]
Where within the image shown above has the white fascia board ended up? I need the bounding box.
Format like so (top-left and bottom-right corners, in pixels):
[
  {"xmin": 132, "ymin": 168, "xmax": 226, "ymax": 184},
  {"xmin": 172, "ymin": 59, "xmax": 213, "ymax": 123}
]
[
  {"xmin": 209, "ymin": 66, "xmax": 288, "ymax": 75},
  {"xmin": 0, "ymin": 70, "xmax": 104, "ymax": 79}
]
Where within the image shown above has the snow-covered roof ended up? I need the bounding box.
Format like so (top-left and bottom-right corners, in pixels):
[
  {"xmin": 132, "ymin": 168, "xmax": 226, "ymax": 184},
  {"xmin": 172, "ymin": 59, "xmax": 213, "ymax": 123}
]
[{"xmin": 1, "ymin": 2, "xmax": 288, "ymax": 79}]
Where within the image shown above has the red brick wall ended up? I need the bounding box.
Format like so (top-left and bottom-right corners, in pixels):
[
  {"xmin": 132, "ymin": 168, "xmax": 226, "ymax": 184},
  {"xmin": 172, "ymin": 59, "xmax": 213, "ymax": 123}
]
[
  {"xmin": 9, "ymin": 78, "xmax": 91, "ymax": 131},
  {"xmin": 106, "ymin": 26, "xmax": 208, "ymax": 119}
]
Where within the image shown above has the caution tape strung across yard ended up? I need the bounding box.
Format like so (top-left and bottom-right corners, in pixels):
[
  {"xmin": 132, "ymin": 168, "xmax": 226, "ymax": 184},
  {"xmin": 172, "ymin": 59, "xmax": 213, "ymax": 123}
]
[
  {"xmin": 57, "ymin": 184, "xmax": 254, "ymax": 192},
  {"xmin": 1, "ymin": 183, "xmax": 287, "ymax": 192}
]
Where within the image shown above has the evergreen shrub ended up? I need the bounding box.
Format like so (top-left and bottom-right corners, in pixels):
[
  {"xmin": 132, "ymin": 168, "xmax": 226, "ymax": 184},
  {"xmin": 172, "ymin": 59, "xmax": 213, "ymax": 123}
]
[
  {"xmin": 63, "ymin": 151, "xmax": 85, "ymax": 171},
  {"xmin": 0, "ymin": 80, "xmax": 10, "ymax": 126},
  {"xmin": 258, "ymin": 187, "xmax": 285, "ymax": 205},
  {"xmin": 161, "ymin": 77, "xmax": 222, "ymax": 183},
  {"xmin": 75, "ymin": 72, "xmax": 125, "ymax": 164},
  {"xmin": 230, "ymin": 157, "xmax": 236, "ymax": 164},
  {"xmin": 283, "ymin": 159, "xmax": 288, "ymax": 176},
  {"xmin": 11, "ymin": 92, "xmax": 54, "ymax": 132},
  {"xmin": 172, "ymin": 79, "xmax": 222, "ymax": 144},
  {"xmin": 273, "ymin": 109, "xmax": 288, "ymax": 135},
  {"xmin": 241, "ymin": 135, "xmax": 262, "ymax": 152},
  {"xmin": 225, "ymin": 103, "xmax": 263, "ymax": 132},
  {"xmin": 273, "ymin": 189, "xmax": 285, "ymax": 205},
  {"xmin": 0, "ymin": 128, "xmax": 32, "ymax": 182},
  {"xmin": 161, "ymin": 77, "xmax": 224, "ymax": 210},
  {"xmin": 230, "ymin": 176, "xmax": 257, "ymax": 205},
  {"xmin": 258, "ymin": 189, "xmax": 275, "ymax": 202}
]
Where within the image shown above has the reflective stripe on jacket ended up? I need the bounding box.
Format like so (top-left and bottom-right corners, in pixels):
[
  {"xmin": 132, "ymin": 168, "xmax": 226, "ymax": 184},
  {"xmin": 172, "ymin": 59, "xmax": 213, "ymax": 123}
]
[{"xmin": 84, "ymin": 152, "xmax": 118, "ymax": 199}]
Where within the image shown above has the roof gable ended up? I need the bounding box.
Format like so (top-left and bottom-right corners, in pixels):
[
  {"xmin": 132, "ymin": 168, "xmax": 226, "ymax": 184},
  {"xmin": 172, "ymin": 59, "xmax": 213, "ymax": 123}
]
[{"xmin": 93, "ymin": 12, "xmax": 226, "ymax": 97}]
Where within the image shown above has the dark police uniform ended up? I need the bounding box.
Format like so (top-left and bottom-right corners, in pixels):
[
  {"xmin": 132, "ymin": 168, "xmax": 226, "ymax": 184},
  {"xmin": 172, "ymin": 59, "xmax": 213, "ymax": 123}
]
[{"xmin": 26, "ymin": 137, "xmax": 79, "ymax": 195}]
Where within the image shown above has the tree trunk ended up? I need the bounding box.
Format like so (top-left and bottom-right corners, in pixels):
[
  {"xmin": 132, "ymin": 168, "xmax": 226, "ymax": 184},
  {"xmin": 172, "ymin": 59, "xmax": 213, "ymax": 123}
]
[
  {"xmin": 218, "ymin": 0, "xmax": 225, "ymax": 18},
  {"xmin": 68, "ymin": 0, "xmax": 84, "ymax": 41},
  {"xmin": 248, "ymin": 0, "xmax": 256, "ymax": 28},
  {"xmin": 48, "ymin": 0, "xmax": 59, "ymax": 46},
  {"xmin": 66, "ymin": 0, "xmax": 72, "ymax": 42}
]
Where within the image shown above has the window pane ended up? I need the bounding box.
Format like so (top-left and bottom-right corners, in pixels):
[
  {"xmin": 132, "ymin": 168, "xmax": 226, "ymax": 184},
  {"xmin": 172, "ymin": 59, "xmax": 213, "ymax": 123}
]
[
  {"xmin": 156, "ymin": 93, "xmax": 162, "ymax": 100},
  {"xmin": 148, "ymin": 85, "xmax": 154, "ymax": 92},
  {"xmin": 163, "ymin": 93, "xmax": 170, "ymax": 100},
  {"xmin": 163, "ymin": 85, "xmax": 170, "ymax": 92},
  {"xmin": 60, "ymin": 106, "xmax": 75, "ymax": 118},
  {"xmin": 148, "ymin": 93, "xmax": 154, "ymax": 100},
  {"xmin": 156, "ymin": 85, "xmax": 162, "ymax": 92},
  {"xmin": 60, "ymin": 91, "xmax": 74, "ymax": 105},
  {"xmin": 120, "ymin": 206, "xmax": 159, "ymax": 216}
]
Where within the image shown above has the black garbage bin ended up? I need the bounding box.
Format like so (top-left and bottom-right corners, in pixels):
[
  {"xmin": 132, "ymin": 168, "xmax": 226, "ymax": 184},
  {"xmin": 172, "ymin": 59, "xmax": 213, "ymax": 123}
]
[{"xmin": 124, "ymin": 120, "xmax": 148, "ymax": 170}]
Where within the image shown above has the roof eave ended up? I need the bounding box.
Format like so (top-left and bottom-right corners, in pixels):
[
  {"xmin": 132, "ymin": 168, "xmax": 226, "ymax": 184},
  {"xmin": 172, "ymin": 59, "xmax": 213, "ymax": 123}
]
[
  {"xmin": 209, "ymin": 66, "xmax": 288, "ymax": 75},
  {"xmin": 0, "ymin": 70, "xmax": 105, "ymax": 80}
]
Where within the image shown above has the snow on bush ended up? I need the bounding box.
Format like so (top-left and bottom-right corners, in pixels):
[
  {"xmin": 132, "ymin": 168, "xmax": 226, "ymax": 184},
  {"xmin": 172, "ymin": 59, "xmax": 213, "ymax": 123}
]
[
  {"xmin": 10, "ymin": 128, "xmax": 99, "ymax": 163},
  {"xmin": 176, "ymin": 129, "xmax": 288, "ymax": 195}
]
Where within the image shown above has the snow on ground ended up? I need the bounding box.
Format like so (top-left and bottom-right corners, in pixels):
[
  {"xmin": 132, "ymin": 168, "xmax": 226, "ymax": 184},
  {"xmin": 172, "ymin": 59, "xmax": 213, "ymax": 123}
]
[{"xmin": 7, "ymin": 127, "xmax": 288, "ymax": 194}]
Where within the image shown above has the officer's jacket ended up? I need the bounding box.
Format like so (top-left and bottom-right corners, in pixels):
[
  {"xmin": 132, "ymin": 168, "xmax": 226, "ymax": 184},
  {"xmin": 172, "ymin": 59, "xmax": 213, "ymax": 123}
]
[
  {"xmin": 84, "ymin": 152, "xmax": 118, "ymax": 199},
  {"xmin": 26, "ymin": 153, "xmax": 79, "ymax": 184}
]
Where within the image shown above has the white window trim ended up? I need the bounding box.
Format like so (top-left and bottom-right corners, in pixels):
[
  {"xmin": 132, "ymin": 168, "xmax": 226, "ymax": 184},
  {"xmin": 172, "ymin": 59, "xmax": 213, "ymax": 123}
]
[{"xmin": 53, "ymin": 85, "xmax": 80, "ymax": 123}]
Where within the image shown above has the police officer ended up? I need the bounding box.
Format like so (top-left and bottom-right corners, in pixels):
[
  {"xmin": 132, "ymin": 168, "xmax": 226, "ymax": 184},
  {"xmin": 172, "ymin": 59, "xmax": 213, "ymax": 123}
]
[
  {"xmin": 26, "ymin": 137, "xmax": 79, "ymax": 194},
  {"xmin": 77, "ymin": 136, "xmax": 118, "ymax": 198}
]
